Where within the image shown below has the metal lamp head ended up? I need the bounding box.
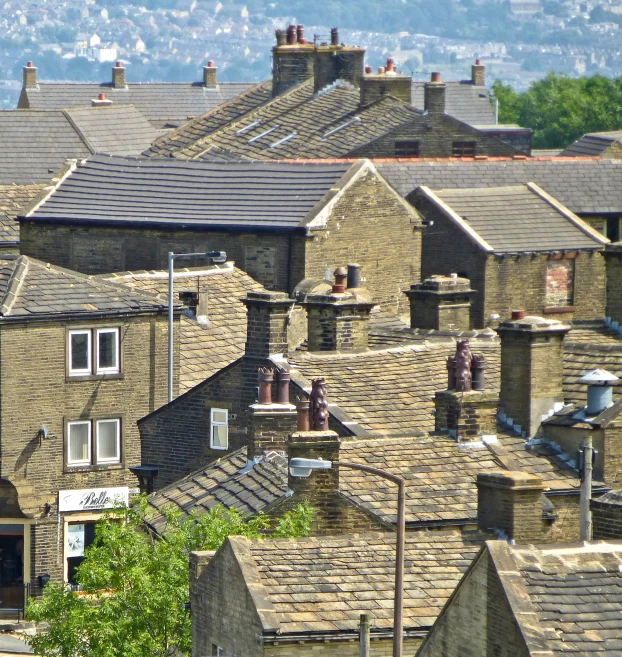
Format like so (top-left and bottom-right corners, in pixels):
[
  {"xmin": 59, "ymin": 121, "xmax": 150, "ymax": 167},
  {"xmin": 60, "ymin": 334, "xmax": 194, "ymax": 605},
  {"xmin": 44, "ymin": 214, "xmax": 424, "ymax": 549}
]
[
  {"xmin": 289, "ymin": 457, "xmax": 332, "ymax": 478},
  {"xmin": 207, "ymin": 251, "xmax": 227, "ymax": 264}
]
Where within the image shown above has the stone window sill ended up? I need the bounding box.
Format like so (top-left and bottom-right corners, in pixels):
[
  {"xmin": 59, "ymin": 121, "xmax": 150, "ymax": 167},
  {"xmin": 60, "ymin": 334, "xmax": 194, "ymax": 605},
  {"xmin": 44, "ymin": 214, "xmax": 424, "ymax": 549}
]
[
  {"xmin": 66, "ymin": 373, "xmax": 124, "ymax": 383},
  {"xmin": 543, "ymin": 306, "xmax": 576, "ymax": 314},
  {"xmin": 64, "ymin": 463, "xmax": 124, "ymax": 474}
]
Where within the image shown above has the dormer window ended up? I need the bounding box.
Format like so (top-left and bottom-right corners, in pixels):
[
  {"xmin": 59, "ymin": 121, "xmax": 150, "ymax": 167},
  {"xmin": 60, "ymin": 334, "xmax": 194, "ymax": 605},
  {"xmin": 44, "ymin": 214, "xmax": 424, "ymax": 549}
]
[{"xmin": 68, "ymin": 328, "xmax": 120, "ymax": 377}]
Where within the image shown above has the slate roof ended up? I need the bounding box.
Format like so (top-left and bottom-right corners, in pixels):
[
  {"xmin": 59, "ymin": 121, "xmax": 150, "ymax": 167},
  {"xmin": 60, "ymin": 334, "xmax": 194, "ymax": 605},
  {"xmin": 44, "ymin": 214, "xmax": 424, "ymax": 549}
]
[
  {"xmin": 411, "ymin": 80, "xmax": 495, "ymax": 124},
  {"xmin": 149, "ymin": 81, "xmax": 423, "ymax": 161},
  {"xmin": 20, "ymin": 81, "xmax": 255, "ymax": 129},
  {"xmin": 376, "ymin": 158, "xmax": 622, "ymax": 215},
  {"xmin": 228, "ymin": 531, "xmax": 485, "ymax": 634},
  {"xmin": 496, "ymin": 540, "xmax": 622, "ymax": 655},
  {"xmin": 0, "ymin": 183, "xmax": 48, "ymax": 244},
  {"xmin": 100, "ymin": 264, "xmax": 265, "ymax": 391},
  {"xmin": 0, "ymin": 106, "xmax": 158, "ymax": 184},
  {"xmin": 25, "ymin": 155, "xmax": 354, "ymax": 228},
  {"xmin": 0, "ymin": 255, "xmax": 167, "ymax": 319},
  {"xmin": 424, "ymin": 184, "xmax": 606, "ymax": 253},
  {"xmin": 560, "ymin": 131, "xmax": 622, "ymax": 157}
]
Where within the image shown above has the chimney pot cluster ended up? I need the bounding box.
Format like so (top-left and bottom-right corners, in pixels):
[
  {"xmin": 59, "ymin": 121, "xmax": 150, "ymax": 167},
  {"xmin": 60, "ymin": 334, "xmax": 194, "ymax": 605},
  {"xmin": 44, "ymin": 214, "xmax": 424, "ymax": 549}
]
[{"xmin": 257, "ymin": 368, "xmax": 292, "ymax": 405}]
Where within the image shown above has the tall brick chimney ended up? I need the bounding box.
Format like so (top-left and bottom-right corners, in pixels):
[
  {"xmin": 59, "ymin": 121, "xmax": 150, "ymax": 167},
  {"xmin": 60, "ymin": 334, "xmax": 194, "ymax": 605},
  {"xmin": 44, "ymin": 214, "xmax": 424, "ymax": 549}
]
[
  {"xmin": 471, "ymin": 59, "xmax": 485, "ymax": 86},
  {"xmin": 203, "ymin": 60, "xmax": 217, "ymax": 87},
  {"xmin": 23, "ymin": 61, "xmax": 37, "ymax": 87},
  {"xmin": 242, "ymin": 291, "xmax": 295, "ymax": 359},
  {"xmin": 477, "ymin": 471, "xmax": 547, "ymax": 543},
  {"xmin": 496, "ymin": 313, "xmax": 570, "ymax": 437},
  {"xmin": 112, "ymin": 60, "xmax": 126, "ymax": 88},
  {"xmin": 404, "ymin": 274, "xmax": 475, "ymax": 331},
  {"xmin": 301, "ymin": 268, "xmax": 375, "ymax": 352},
  {"xmin": 272, "ymin": 24, "xmax": 315, "ymax": 96},
  {"xmin": 424, "ymin": 72, "xmax": 446, "ymax": 115}
]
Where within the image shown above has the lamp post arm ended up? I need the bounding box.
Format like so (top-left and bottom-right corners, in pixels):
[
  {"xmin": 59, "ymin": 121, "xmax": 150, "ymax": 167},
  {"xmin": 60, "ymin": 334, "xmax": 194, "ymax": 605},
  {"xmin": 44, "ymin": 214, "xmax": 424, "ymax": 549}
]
[{"xmin": 337, "ymin": 461, "xmax": 405, "ymax": 657}]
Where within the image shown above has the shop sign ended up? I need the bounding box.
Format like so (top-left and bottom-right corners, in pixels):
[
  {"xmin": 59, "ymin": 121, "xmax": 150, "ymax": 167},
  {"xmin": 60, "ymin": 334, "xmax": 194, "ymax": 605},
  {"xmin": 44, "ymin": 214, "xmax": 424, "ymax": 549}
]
[{"xmin": 58, "ymin": 487, "xmax": 129, "ymax": 513}]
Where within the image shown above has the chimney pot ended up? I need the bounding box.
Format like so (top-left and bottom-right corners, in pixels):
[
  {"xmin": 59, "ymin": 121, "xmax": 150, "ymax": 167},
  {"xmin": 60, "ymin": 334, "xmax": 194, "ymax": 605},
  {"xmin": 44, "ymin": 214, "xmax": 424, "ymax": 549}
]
[
  {"xmin": 330, "ymin": 27, "xmax": 339, "ymax": 46},
  {"xmin": 295, "ymin": 400, "xmax": 311, "ymax": 431},
  {"xmin": 296, "ymin": 25, "xmax": 304, "ymax": 42},
  {"xmin": 98, "ymin": 92, "xmax": 106, "ymax": 100},
  {"xmin": 386, "ymin": 57, "xmax": 395, "ymax": 72},
  {"xmin": 365, "ymin": 65, "xmax": 373, "ymax": 74},
  {"xmin": 275, "ymin": 29, "xmax": 286, "ymax": 46},
  {"xmin": 333, "ymin": 267, "xmax": 348, "ymax": 293},
  {"xmin": 476, "ymin": 58, "xmax": 481, "ymax": 65},
  {"xmin": 511, "ymin": 309, "xmax": 525, "ymax": 320},
  {"xmin": 116, "ymin": 60, "xmax": 122, "ymax": 67},
  {"xmin": 27, "ymin": 61, "xmax": 33, "ymax": 67},
  {"xmin": 377, "ymin": 66, "xmax": 386, "ymax": 74},
  {"xmin": 208, "ymin": 59, "xmax": 215, "ymax": 66},
  {"xmin": 347, "ymin": 263, "xmax": 361, "ymax": 289},
  {"xmin": 258, "ymin": 368, "xmax": 274, "ymax": 405},
  {"xmin": 276, "ymin": 369, "xmax": 291, "ymax": 404},
  {"xmin": 287, "ymin": 24, "xmax": 297, "ymax": 44},
  {"xmin": 431, "ymin": 71, "xmax": 441, "ymax": 82}
]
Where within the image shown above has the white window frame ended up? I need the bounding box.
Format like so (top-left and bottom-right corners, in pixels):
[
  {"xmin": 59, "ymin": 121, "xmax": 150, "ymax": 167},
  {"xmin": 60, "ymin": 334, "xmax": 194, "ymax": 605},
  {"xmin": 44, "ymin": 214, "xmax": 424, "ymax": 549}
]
[
  {"xmin": 95, "ymin": 418, "xmax": 121, "ymax": 464},
  {"xmin": 95, "ymin": 328, "xmax": 120, "ymax": 375},
  {"xmin": 67, "ymin": 421, "xmax": 92, "ymax": 466},
  {"xmin": 68, "ymin": 330, "xmax": 92, "ymax": 376},
  {"xmin": 210, "ymin": 408, "xmax": 229, "ymax": 450}
]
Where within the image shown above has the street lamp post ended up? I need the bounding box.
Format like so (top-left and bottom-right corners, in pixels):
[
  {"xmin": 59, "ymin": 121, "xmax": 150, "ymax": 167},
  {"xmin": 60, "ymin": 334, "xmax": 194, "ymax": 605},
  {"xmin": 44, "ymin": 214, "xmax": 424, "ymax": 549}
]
[
  {"xmin": 168, "ymin": 251, "xmax": 226, "ymax": 402},
  {"xmin": 289, "ymin": 457, "xmax": 406, "ymax": 657}
]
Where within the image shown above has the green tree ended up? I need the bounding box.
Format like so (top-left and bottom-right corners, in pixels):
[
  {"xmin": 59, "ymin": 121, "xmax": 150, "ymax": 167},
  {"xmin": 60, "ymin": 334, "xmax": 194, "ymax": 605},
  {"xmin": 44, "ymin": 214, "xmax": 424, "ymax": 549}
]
[{"xmin": 26, "ymin": 498, "xmax": 313, "ymax": 657}]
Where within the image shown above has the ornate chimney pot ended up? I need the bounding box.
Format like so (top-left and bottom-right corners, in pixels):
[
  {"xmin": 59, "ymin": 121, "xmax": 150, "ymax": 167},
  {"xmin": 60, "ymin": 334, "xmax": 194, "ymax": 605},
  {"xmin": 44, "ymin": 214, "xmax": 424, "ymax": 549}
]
[
  {"xmin": 258, "ymin": 368, "xmax": 274, "ymax": 404},
  {"xmin": 310, "ymin": 378, "xmax": 329, "ymax": 431}
]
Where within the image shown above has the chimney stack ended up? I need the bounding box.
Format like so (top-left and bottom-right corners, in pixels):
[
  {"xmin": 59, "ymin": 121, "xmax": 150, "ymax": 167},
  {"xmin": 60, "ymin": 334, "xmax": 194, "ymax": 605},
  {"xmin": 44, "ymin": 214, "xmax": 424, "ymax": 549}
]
[
  {"xmin": 359, "ymin": 59, "xmax": 412, "ymax": 106},
  {"xmin": 477, "ymin": 471, "xmax": 548, "ymax": 543},
  {"xmin": 424, "ymin": 71, "xmax": 446, "ymax": 115},
  {"xmin": 314, "ymin": 38, "xmax": 366, "ymax": 93},
  {"xmin": 496, "ymin": 314, "xmax": 570, "ymax": 437},
  {"xmin": 302, "ymin": 268, "xmax": 375, "ymax": 352},
  {"xmin": 112, "ymin": 61, "xmax": 126, "ymax": 88},
  {"xmin": 471, "ymin": 59, "xmax": 486, "ymax": 86},
  {"xmin": 242, "ymin": 290, "xmax": 295, "ymax": 359},
  {"xmin": 203, "ymin": 60, "xmax": 217, "ymax": 87},
  {"xmin": 23, "ymin": 61, "xmax": 37, "ymax": 87},
  {"xmin": 272, "ymin": 24, "xmax": 315, "ymax": 96},
  {"xmin": 404, "ymin": 274, "xmax": 475, "ymax": 331},
  {"xmin": 91, "ymin": 92, "xmax": 113, "ymax": 106}
]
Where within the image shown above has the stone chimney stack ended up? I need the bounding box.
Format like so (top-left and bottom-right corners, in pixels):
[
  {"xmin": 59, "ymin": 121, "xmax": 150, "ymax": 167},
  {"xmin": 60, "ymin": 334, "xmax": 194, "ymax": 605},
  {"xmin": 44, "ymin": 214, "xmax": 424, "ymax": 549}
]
[
  {"xmin": 477, "ymin": 471, "xmax": 547, "ymax": 543},
  {"xmin": 302, "ymin": 267, "xmax": 375, "ymax": 352},
  {"xmin": 203, "ymin": 60, "xmax": 217, "ymax": 87},
  {"xmin": 272, "ymin": 24, "xmax": 315, "ymax": 96},
  {"xmin": 404, "ymin": 274, "xmax": 475, "ymax": 331},
  {"xmin": 496, "ymin": 312, "xmax": 570, "ymax": 437},
  {"xmin": 471, "ymin": 59, "xmax": 486, "ymax": 86},
  {"xmin": 242, "ymin": 291, "xmax": 295, "ymax": 359},
  {"xmin": 424, "ymin": 72, "xmax": 446, "ymax": 115},
  {"xmin": 23, "ymin": 61, "xmax": 37, "ymax": 87},
  {"xmin": 359, "ymin": 58, "xmax": 412, "ymax": 106},
  {"xmin": 112, "ymin": 60, "xmax": 126, "ymax": 88}
]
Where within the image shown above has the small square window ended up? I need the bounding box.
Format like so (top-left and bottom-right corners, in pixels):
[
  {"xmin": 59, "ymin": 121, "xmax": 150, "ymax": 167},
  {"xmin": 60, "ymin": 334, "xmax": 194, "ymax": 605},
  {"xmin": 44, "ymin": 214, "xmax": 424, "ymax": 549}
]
[
  {"xmin": 96, "ymin": 328, "xmax": 119, "ymax": 374},
  {"xmin": 69, "ymin": 331, "xmax": 91, "ymax": 375},
  {"xmin": 96, "ymin": 419, "xmax": 120, "ymax": 464},
  {"xmin": 67, "ymin": 421, "xmax": 91, "ymax": 466},
  {"xmin": 394, "ymin": 140, "xmax": 420, "ymax": 157},
  {"xmin": 452, "ymin": 141, "xmax": 477, "ymax": 156},
  {"xmin": 210, "ymin": 408, "xmax": 228, "ymax": 450}
]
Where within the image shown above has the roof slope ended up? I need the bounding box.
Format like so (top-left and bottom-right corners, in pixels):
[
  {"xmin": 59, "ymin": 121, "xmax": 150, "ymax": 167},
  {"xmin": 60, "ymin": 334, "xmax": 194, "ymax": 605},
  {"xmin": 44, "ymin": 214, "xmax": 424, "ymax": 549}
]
[
  {"xmin": 240, "ymin": 531, "xmax": 483, "ymax": 633},
  {"xmin": 100, "ymin": 264, "xmax": 265, "ymax": 391},
  {"xmin": 0, "ymin": 255, "xmax": 166, "ymax": 319},
  {"xmin": 377, "ymin": 159, "xmax": 622, "ymax": 215},
  {"xmin": 411, "ymin": 80, "xmax": 494, "ymax": 124},
  {"xmin": 426, "ymin": 184, "xmax": 605, "ymax": 253},
  {"xmin": 64, "ymin": 105, "xmax": 158, "ymax": 155},
  {"xmin": 143, "ymin": 80, "xmax": 422, "ymax": 161},
  {"xmin": 21, "ymin": 81, "xmax": 255, "ymax": 129},
  {"xmin": 26, "ymin": 155, "xmax": 353, "ymax": 229},
  {"xmin": 0, "ymin": 183, "xmax": 48, "ymax": 244},
  {"xmin": 500, "ymin": 541, "xmax": 622, "ymax": 655},
  {"xmin": 561, "ymin": 131, "xmax": 622, "ymax": 157}
]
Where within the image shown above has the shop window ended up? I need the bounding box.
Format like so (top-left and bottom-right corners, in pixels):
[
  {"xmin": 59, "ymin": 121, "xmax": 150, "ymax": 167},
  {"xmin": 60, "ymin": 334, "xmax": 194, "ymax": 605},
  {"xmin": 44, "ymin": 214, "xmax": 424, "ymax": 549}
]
[
  {"xmin": 452, "ymin": 141, "xmax": 476, "ymax": 156},
  {"xmin": 546, "ymin": 259, "xmax": 574, "ymax": 307},
  {"xmin": 67, "ymin": 522, "xmax": 96, "ymax": 587},
  {"xmin": 210, "ymin": 409, "xmax": 228, "ymax": 450},
  {"xmin": 68, "ymin": 328, "xmax": 120, "ymax": 377},
  {"xmin": 67, "ymin": 418, "xmax": 121, "ymax": 467}
]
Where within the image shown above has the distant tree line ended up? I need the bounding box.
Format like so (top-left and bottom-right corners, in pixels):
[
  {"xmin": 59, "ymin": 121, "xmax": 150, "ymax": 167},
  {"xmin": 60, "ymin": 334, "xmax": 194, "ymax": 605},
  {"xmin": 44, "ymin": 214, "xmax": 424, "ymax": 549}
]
[{"xmin": 493, "ymin": 73, "xmax": 622, "ymax": 149}]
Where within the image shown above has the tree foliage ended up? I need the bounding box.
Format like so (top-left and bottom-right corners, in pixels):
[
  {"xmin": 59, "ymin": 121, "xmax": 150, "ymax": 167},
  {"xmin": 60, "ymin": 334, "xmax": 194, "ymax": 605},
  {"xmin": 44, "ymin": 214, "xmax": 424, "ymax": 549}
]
[
  {"xmin": 26, "ymin": 498, "xmax": 314, "ymax": 657},
  {"xmin": 493, "ymin": 73, "xmax": 622, "ymax": 148}
]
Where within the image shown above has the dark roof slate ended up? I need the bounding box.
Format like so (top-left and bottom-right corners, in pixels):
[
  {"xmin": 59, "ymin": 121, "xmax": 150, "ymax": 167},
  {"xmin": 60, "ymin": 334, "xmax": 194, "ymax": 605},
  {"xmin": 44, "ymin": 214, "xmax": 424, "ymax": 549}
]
[
  {"xmin": 0, "ymin": 255, "xmax": 166, "ymax": 319},
  {"xmin": 21, "ymin": 81, "xmax": 255, "ymax": 129},
  {"xmin": 0, "ymin": 183, "xmax": 48, "ymax": 244},
  {"xmin": 428, "ymin": 185, "xmax": 605, "ymax": 253},
  {"xmin": 377, "ymin": 159, "xmax": 622, "ymax": 215},
  {"xmin": 561, "ymin": 131, "xmax": 622, "ymax": 157},
  {"xmin": 25, "ymin": 155, "xmax": 353, "ymax": 228}
]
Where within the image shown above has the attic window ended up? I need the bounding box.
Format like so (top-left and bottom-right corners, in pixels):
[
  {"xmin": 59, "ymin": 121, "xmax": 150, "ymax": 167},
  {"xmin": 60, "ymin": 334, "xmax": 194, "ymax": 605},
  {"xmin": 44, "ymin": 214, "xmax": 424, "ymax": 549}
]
[
  {"xmin": 236, "ymin": 120, "xmax": 261, "ymax": 135},
  {"xmin": 394, "ymin": 140, "xmax": 420, "ymax": 157},
  {"xmin": 247, "ymin": 126, "xmax": 279, "ymax": 144},
  {"xmin": 321, "ymin": 116, "xmax": 361, "ymax": 141},
  {"xmin": 452, "ymin": 141, "xmax": 477, "ymax": 156},
  {"xmin": 270, "ymin": 132, "xmax": 297, "ymax": 148}
]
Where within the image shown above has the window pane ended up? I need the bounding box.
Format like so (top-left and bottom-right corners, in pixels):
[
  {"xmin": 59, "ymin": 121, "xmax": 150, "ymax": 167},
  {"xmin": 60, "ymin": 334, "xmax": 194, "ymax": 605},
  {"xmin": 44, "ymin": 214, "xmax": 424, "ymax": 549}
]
[
  {"xmin": 212, "ymin": 424, "xmax": 228, "ymax": 449},
  {"xmin": 68, "ymin": 423, "xmax": 89, "ymax": 464},
  {"xmin": 98, "ymin": 330, "xmax": 118, "ymax": 371},
  {"xmin": 70, "ymin": 333, "xmax": 89, "ymax": 372},
  {"xmin": 97, "ymin": 420, "xmax": 119, "ymax": 462},
  {"xmin": 212, "ymin": 410, "xmax": 227, "ymax": 423}
]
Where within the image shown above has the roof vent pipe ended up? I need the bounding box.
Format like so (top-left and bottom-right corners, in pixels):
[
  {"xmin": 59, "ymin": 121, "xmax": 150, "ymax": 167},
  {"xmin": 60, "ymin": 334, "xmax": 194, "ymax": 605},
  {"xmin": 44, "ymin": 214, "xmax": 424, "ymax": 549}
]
[
  {"xmin": 579, "ymin": 369, "xmax": 619, "ymax": 415},
  {"xmin": 333, "ymin": 267, "xmax": 347, "ymax": 293},
  {"xmin": 347, "ymin": 263, "xmax": 361, "ymax": 289}
]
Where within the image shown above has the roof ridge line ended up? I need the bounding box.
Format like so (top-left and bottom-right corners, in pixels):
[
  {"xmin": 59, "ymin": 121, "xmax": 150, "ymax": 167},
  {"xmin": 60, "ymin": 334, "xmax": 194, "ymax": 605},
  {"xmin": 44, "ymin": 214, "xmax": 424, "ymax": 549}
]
[
  {"xmin": 61, "ymin": 109, "xmax": 95, "ymax": 155},
  {"xmin": 0, "ymin": 255, "xmax": 29, "ymax": 316}
]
